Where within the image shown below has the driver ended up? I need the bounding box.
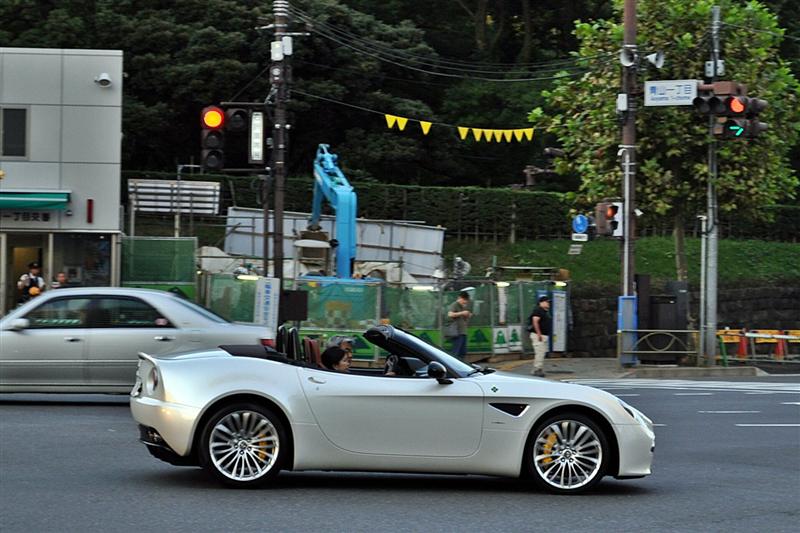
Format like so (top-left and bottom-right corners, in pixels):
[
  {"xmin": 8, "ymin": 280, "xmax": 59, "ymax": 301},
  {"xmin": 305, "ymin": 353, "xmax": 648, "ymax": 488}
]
[{"xmin": 321, "ymin": 347, "xmax": 351, "ymax": 373}]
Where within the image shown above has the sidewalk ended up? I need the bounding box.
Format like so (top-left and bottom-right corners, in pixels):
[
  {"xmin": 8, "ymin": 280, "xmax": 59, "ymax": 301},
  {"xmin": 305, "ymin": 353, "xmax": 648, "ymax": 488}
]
[{"xmin": 490, "ymin": 356, "xmax": 766, "ymax": 379}]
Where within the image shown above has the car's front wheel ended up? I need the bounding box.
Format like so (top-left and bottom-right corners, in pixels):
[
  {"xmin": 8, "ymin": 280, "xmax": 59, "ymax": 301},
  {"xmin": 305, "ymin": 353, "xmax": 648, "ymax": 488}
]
[
  {"xmin": 524, "ymin": 412, "xmax": 608, "ymax": 494},
  {"xmin": 199, "ymin": 403, "xmax": 287, "ymax": 488}
]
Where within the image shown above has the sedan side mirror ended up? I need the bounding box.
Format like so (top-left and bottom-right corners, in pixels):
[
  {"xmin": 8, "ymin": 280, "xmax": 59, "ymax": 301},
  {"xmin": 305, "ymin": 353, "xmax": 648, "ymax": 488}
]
[
  {"xmin": 5, "ymin": 318, "xmax": 30, "ymax": 331},
  {"xmin": 427, "ymin": 361, "xmax": 452, "ymax": 384}
]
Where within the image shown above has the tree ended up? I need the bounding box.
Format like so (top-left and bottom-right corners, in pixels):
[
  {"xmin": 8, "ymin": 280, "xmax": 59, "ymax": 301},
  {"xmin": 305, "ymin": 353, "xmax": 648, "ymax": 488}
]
[{"xmin": 531, "ymin": 0, "xmax": 800, "ymax": 281}]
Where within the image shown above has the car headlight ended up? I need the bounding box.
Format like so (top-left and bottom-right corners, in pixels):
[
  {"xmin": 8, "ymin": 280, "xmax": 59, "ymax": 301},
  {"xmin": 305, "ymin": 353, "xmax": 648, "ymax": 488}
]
[{"xmin": 619, "ymin": 399, "xmax": 653, "ymax": 430}]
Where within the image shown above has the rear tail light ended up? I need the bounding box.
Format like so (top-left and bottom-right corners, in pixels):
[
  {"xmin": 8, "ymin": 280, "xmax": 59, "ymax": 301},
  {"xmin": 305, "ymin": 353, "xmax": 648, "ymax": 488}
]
[{"xmin": 261, "ymin": 338, "xmax": 275, "ymax": 348}]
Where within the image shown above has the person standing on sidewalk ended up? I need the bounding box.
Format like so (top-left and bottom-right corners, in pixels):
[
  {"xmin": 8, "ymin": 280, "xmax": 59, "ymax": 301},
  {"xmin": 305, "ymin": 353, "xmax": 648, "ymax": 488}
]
[
  {"xmin": 447, "ymin": 291, "xmax": 472, "ymax": 360},
  {"xmin": 529, "ymin": 296, "xmax": 551, "ymax": 377}
]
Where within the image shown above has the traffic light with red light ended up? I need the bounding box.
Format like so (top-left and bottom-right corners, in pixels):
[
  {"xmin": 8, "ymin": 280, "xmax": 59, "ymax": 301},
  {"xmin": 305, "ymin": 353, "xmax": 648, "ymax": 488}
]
[
  {"xmin": 594, "ymin": 201, "xmax": 624, "ymax": 237},
  {"xmin": 201, "ymin": 106, "xmax": 225, "ymax": 170}
]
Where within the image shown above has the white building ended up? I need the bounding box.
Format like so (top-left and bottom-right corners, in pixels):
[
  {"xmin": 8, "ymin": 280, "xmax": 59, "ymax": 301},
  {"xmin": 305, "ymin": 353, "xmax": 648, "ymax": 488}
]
[{"xmin": 0, "ymin": 48, "xmax": 123, "ymax": 314}]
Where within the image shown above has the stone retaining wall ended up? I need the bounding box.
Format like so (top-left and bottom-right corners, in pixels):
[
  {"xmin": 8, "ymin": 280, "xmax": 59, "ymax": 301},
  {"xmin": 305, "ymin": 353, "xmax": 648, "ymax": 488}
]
[{"xmin": 566, "ymin": 285, "xmax": 800, "ymax": 357}]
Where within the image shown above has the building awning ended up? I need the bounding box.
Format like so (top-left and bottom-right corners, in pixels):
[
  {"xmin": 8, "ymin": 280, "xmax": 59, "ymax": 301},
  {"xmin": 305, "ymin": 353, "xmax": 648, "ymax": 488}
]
[{"xmin": 0, "ymin": 191, "xmax": 71, "ymax": 210}]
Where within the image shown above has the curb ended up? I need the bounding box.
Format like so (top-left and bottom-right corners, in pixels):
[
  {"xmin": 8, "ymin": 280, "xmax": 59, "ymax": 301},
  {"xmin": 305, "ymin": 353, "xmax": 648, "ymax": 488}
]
[{"xmin": 630, "ymin": 366, "xmax": 765, "ymax": 378}]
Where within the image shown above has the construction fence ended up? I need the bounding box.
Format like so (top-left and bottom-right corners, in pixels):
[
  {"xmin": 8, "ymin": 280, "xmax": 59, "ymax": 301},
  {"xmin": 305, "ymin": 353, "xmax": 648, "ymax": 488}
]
[{"xmin": 201, "ymin": 274, "xmax": 564, "ymax": 360}]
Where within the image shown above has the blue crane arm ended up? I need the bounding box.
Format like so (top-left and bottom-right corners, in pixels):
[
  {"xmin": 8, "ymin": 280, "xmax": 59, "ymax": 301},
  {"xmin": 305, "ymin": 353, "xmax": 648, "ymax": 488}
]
[{"xmin": 310, "ymin": 144, "xmax": 357, "ymax": 278}]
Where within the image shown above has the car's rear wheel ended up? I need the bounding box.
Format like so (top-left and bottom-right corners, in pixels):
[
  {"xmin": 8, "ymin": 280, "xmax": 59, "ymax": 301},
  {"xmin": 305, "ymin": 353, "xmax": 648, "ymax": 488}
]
[
  {"xmin": 524, "ymin": 412, "xmax": 608, "ymax": 494},
  {"xmin": 199, "ymin": 403, "xmax": 286, "ymax": 488}
]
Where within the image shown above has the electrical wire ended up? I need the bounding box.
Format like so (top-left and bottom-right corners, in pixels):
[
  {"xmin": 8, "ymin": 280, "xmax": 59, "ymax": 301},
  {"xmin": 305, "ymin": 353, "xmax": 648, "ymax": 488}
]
[
  {"xmin": 292, "ymin": 59, "xmax": 453, "ymax": 88},
  {"xmin": 301, "ymin": 29, "xmax": 597, "ymax": 82},
  {"xmin": 721, "ymin": 22, "xmax": 800, "ymax": 42},
  {"xmin": 228, "ymin": 63, "xmax": 272, "ymax": 102},
  {"xmin": 289, "ymin": 5, "xmax": 611, "ymax": 76},
  {"xmin": 289, "ymin": 3, "xmax": 612, "ymax": 70}
]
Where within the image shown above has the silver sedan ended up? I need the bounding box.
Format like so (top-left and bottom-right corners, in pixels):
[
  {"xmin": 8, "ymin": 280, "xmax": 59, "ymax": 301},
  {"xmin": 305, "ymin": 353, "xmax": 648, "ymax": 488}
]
[{"xmin": 0, "ymin": 287, "xmax": 275, "ymax": 393}]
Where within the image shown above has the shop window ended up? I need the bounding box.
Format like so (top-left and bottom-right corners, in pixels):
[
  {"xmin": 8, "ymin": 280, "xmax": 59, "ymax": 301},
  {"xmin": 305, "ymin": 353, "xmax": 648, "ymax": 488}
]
[
  {"xmin": 53, "ymin": 234, "xmax": 111, "ymax": 287},
  {"xmin": 25, "ymin": 297, "xmax": 92, "ymax": 328},
  {"xmin": 87, "ymin": 297, "xmax": 173, "ymax": 328},
  {"xmin": 1, "ymin": 107, "xmax": 27, "ymax": 158}
]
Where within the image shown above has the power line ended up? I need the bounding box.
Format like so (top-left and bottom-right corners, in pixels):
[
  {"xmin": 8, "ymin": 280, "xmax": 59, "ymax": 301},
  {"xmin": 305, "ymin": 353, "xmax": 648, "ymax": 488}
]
[
  {"xmin": 300, "ymin": 28, "xmax": 598, "ymax": 82},
  {"xmin": 722, "ymin": 22, "xmax": 800, "ymax": 42},
  {"xmin": 289, "ymin": 4, "xmax": 612, "ymax": 70},
  {"xmin": 289, "ymin": 5, "xmax": 610, "ymax": 77}
]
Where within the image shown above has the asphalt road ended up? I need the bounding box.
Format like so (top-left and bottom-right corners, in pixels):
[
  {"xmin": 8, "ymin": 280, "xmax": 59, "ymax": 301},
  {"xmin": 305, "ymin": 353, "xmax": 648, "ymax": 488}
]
[{"xmin": 1, "ymin": 378, "xmax": 798, "ymax": 533}]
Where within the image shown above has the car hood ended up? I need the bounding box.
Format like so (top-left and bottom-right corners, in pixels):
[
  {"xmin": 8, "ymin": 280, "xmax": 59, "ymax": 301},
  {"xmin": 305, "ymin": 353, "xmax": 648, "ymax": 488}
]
[{"xmin": 471, "ymin": 370, "xmax": 624, "ymax": 411}]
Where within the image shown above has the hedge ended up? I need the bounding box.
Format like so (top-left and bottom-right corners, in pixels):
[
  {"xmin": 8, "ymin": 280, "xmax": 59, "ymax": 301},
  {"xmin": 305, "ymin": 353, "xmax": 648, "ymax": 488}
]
[{"xmin": 122, "ymin": 171, "xmax": 798, "ymax": 242}]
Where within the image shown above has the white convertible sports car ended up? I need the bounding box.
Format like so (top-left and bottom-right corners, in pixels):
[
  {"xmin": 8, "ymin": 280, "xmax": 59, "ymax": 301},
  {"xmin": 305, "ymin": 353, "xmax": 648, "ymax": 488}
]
[{"xmin": 131, "ymin": 325, "xmax": 655, "ymax": 494}]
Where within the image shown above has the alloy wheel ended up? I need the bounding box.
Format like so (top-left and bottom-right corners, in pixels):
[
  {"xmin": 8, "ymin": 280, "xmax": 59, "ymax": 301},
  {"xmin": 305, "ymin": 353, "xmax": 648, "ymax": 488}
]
[
  {"xmin": 208, "ymin": 410, "xmax": 280, "ymax": 482},
  {"xmin": 533, "ymin": 419, "xmax": 603, "ymax": 490}
]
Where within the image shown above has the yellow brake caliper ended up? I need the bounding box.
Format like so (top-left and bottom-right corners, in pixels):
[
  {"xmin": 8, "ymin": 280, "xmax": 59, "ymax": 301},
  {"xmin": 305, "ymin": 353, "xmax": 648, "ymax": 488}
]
[{"xmin": 542, "ymin": 432, "xmax": 558, "ymax": 464}]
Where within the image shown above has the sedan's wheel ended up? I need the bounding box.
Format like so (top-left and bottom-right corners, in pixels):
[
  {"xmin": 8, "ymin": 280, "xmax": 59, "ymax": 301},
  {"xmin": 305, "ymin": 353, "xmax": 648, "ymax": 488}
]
[
  {"xmin": 525, "ymin": 412, "xmax": 608, "ymax": 494},
  {"xmin": 199, "ymin": 403, "xmax": 287, "ymax": 488}
]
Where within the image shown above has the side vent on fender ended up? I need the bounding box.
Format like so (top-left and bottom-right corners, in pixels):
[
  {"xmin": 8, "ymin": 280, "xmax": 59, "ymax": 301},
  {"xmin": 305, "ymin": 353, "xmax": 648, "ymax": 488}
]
[{"xmin": 490, "ymin": 403, "xmax": 529, "ymax": 417}]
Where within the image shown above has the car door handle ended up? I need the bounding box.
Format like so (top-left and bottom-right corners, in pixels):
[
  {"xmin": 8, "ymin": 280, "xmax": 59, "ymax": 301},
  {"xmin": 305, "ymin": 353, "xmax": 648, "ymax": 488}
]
[
  {"xmin": 308, "ymin": 376, "xmax": 326, "ymax": 384},
  {"xmin": 63, "ymin": 337, "xmax": 82, "ymax": 343},
  {"xmin": 154, "ymin": 336, "xmax": 175, "ymax": 342}
]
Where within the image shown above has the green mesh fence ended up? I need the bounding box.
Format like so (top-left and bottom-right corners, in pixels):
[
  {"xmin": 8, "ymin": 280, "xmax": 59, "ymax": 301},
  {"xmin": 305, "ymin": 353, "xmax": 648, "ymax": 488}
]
[
  {"xmin": 206, "ymin": 274, "xmax": 257, "ymax": 323},
  {"xmin": 121, "ymin": 237, "xmax": 196, "ymax": 283},
  {"xmin": 383, "ymin": 286, "xmax": 440, "ymax": 329}
]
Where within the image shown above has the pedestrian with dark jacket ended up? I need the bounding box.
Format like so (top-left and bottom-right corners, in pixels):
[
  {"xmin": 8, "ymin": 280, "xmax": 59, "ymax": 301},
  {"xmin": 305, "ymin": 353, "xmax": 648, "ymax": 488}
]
[{"xmin": 529, "ymin": 296, "xmax": 552, "ymax": 377}]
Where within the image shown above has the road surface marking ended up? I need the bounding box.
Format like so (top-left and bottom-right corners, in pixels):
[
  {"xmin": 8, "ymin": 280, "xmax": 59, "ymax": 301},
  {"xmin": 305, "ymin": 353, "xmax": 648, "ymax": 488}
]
[
  {"xmin": 653, "ymin": 424, "xmax": 667, "ymax": 427},
  {"xmin": 781, "ymin": 402, "xmax": 800, "ymax": 405},
  {"xmin": 571, "ymin": 379, "xmax": 800, "ymax": 394},
  {"xmin": 674, "ymin": 392, "xmax": 713, "ymax": 396},
  {"xmin": 735, "ymin": 424, "xmax": 800, "ymax": 427},
  {"xmin": 698, "ymin": 410, "xmax": 761, "ymax": 414},
  {"xmin": 614, "ymin": 394, "xmax": 640, "ymax": 397}
]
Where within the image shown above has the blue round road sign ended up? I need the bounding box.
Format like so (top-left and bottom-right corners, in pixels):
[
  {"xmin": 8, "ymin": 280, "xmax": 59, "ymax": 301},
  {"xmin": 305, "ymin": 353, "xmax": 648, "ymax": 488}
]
[{"xmin": 572, "ymin": 214, "xmax": 589, "ymax": 233}]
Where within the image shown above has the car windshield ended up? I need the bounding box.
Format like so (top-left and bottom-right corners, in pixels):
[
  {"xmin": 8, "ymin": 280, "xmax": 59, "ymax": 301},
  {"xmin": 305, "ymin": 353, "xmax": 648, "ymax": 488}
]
[
  {"xmin": 394, "ymin": 329, "xmax": 475, "ymax": 376},
  {"xmin": 169, "ymin": 296, "xmax": 228, "ymax": 323}
]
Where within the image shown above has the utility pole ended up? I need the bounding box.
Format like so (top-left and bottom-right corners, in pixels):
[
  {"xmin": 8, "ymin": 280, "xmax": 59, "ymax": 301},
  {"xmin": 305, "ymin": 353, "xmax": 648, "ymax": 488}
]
[
  {"xmin": 704, "ymin": 6, "xmax": 722, "ymax": 366},
  {"xmin": 269, "ymin": 0, "xmax": 290, "ymax": 283},
  {"xmin": 620, "ymin": 0, "xmax": 637, "ymax": 297}
]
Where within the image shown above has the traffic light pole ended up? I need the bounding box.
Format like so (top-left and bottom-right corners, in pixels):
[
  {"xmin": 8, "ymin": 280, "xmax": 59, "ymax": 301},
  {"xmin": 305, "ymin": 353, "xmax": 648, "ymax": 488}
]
[
  {"xmin": 703, "ymin": 6, "xmax": 721, "ymax": 366},
  {"xmin": 270, "ymin": 0, "xmax": 290, "ymax": 283},
  {"xmin": 620, "ymin": 0, "xmax": 637, "ymax": 297}
]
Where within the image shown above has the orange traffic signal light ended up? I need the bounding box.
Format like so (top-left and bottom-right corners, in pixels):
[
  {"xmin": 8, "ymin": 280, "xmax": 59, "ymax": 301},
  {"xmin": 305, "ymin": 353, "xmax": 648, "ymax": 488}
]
[{"xmin": 201, "ymin": 106, "xmax": 225, "ymax": 129}]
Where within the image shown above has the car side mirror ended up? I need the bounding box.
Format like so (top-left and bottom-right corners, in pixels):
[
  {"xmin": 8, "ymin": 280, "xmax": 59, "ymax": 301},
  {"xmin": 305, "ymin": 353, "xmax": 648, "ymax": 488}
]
[
  {"xmin": 427, "ymin": 361, "xmax": 452, "ymax": 384},
  {"xmin": 6, "ymin": 318, "xmax": 30, "ymax": 331}
]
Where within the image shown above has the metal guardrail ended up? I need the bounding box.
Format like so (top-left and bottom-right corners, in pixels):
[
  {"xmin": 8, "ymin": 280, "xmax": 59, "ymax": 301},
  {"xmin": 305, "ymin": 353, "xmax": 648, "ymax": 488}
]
[
  {"xmin": 617, "ymin": 329, "xmax": 699, "ymax": 366},
  {"xmin": 618, "ymin": 328, "xmax": 799, "ymax": 367}
]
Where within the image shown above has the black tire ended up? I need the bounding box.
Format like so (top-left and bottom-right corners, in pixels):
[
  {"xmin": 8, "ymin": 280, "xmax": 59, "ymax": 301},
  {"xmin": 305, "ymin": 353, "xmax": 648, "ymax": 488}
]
[
  {"xmin": 198, "ymin": 402, "xmax": 287, "ymax": 488},
  {"xmin": 523, "ymin": 412, "xmax": 609, "ymax": 494}
]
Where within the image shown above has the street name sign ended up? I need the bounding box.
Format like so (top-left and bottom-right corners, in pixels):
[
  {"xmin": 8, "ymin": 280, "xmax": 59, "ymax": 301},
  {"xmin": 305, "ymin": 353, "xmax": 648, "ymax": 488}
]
[{"xmin": 644, "ymin": 80, "xmax": 698, "ymax": 107}]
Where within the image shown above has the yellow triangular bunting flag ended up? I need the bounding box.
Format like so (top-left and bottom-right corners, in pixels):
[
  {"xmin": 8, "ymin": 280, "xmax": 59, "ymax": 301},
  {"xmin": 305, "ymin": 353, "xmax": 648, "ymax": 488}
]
[
  {"xmin": 524, "ymin": 128, "xmax": 534, "ymax": 141},
  {"xmin": 484, "ymin": 130, "xmax": 494, "ymax": 142},
  {"xmin": 385, "ymin": 114, "xmax": 397, "ymax": 129},
  {"xmin": 472, "ymin": 128, "xmax": 483, "ymax": 141},
  {"xmin": 420, "ymin": 121, "xmax": 432, "ymax": 135},
  {"xmin": 513, "ymin": 129, "xmax": 524, "ymax": 142},
  {"xmin": 458, "ymin": 126, "xmax": 469, "ymax": 140},
  {"xmin": 503, "ymin": 130, "xmax": 513, "ymax": 142},
  {"xmin": 396, "ymin": 117, "xmax": 408, "ymax": 131},
  {"xmin": 493, "ymin": 130, "xmax": 503, "ymax": 142}
]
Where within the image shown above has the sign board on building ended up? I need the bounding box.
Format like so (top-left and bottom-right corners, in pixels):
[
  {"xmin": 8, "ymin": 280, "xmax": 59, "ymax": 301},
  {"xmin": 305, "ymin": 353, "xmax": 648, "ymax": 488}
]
[
  {"xmin": 644, "ymin": 80, "xmax": 699, "ymax": 107},
  {"xmin": 128, "ymin": 179, "xmax": 221, "ymax": 215}
]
